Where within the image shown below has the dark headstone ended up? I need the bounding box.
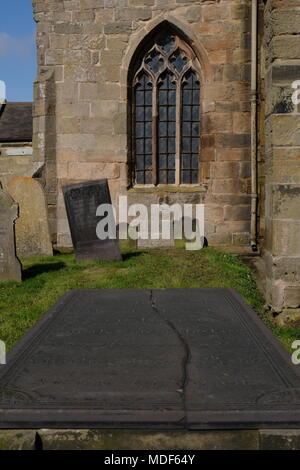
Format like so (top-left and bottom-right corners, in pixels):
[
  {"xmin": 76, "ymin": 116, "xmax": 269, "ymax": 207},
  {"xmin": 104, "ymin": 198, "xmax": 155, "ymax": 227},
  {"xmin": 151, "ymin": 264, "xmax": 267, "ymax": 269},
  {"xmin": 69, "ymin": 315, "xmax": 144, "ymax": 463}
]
[
  {"xmin": 0, "ymin": 288, "xmax": 300, "ymax": 429},
  {"xmin": 0, "ymin": 188, "xmax": 22, "ymax": 282},
  {"xmin": 62, "ymin": 179, "xmax": 121, "ymax": 262}
]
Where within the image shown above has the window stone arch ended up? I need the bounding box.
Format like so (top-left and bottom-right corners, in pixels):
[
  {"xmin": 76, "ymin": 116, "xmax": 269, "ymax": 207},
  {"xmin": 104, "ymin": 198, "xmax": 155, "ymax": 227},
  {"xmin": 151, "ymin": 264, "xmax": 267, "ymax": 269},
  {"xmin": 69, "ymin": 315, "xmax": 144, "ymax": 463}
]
[{"xmin": 130, "ymin": 28, "xmax": 201, "ymax": 186}]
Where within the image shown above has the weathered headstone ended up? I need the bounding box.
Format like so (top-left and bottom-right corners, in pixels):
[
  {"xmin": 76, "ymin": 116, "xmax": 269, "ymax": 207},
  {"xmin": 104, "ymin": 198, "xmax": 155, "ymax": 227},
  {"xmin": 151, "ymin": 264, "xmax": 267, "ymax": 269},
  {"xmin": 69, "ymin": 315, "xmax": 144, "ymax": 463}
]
[
  {"xmin": 0, "ymin": 187, "xmax": 22, "ymax": 282},
  {"xmin": 62, "ymin": 179, "xmax": 122, "ymax": 262},
  {"xmin": 6, "ymin": 177, "xmax": 53, "ymax": 258}
]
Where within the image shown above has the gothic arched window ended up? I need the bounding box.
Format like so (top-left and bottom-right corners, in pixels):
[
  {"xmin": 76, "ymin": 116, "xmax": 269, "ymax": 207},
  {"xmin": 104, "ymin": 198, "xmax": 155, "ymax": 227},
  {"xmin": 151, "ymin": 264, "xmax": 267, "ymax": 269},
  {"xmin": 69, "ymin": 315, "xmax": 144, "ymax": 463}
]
[{"xmin": 132, "ymin": 32, "xmax": 201, "ymax": 185}]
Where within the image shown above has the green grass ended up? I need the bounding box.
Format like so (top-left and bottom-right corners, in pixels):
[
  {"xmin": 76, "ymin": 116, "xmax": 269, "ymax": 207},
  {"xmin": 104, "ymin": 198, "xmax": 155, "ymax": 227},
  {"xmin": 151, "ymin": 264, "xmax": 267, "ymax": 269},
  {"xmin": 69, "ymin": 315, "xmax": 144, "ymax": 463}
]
[{"xmin": 0, "ymin": 247, "xmax": 298, "ymax": 351}]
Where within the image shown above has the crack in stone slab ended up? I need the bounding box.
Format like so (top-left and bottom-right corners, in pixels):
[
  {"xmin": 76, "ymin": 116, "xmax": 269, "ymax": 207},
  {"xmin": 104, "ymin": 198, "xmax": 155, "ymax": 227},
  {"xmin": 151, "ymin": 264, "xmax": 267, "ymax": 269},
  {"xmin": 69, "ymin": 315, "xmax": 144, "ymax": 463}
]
[{"xmin": 149, "ymin": 290, "xmax": 191, "ymax": 424}]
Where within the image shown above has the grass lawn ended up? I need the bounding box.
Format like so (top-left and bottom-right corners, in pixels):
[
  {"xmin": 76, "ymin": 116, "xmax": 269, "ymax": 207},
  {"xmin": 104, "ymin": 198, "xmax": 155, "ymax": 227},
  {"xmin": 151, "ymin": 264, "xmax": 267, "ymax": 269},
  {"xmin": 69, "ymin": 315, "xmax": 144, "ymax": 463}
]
[{"xmin": 0, "ymin": 247, "xmax": 299, "ymax": 352}]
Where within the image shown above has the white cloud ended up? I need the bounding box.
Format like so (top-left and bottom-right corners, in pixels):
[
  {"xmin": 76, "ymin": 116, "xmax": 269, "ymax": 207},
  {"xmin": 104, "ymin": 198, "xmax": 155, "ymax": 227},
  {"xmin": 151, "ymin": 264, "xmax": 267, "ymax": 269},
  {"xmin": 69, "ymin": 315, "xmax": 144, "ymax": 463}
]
[
  {"xmin": 0, "ymin": 80, "xmax": 6, "ymax": 103},
  {"xmin": 0, "ymin": 32, "xmax": 34, "ymax": 57}
]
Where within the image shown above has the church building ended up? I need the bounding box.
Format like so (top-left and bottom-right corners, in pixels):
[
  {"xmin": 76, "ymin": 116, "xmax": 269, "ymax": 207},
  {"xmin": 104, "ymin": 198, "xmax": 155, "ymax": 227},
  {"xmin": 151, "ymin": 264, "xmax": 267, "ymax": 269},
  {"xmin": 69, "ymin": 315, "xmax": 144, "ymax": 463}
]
[{"xmin": 20, "ymin": 0, "xmax": 300, "ymax": 323}]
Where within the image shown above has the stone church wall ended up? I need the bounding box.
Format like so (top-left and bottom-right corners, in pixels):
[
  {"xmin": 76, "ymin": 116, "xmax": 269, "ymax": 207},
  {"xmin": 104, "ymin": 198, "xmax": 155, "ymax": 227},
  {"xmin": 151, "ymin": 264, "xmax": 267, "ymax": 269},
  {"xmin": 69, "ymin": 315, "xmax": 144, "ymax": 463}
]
[
  {"xmin": 264, "ymin": 0, "xmax": 300, "ymax": 323},
  {"xmin": 32, "ymin": 0, "xmax": 253, "ymax": 250}
]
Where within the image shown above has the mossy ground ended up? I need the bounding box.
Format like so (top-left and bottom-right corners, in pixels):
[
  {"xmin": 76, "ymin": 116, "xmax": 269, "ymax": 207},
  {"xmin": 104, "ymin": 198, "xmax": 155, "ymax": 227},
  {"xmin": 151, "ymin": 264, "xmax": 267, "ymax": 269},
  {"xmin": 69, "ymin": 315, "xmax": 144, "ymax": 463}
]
[{"xmin": 0, "ymin": 247, "xmax": 298, "ymax": 351}]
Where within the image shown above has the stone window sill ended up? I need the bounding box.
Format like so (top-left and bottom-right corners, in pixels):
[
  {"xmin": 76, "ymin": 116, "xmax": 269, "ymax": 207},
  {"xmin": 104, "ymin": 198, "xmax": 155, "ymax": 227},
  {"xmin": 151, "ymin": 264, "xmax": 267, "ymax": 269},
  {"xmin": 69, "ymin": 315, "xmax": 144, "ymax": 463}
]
[{"xmin": 128, "ymin": 184, "xmax": 208, "ymax": 194}]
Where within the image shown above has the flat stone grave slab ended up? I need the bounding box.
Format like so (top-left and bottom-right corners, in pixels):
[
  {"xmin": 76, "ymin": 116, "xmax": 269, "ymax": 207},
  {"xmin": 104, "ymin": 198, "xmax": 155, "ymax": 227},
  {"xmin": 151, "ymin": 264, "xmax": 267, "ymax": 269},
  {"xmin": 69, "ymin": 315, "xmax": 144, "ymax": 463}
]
[{"xmin": 0, "ymin": 288, "xmax": 300, "ymax": 429}]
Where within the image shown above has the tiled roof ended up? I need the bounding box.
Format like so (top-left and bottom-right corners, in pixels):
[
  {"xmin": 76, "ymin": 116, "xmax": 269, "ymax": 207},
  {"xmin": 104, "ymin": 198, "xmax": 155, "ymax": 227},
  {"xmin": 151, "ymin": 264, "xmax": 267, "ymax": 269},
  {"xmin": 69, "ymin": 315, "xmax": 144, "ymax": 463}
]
[{"xmin": 0, "ymin": 102, "xmax": 33, "ymax": 142}]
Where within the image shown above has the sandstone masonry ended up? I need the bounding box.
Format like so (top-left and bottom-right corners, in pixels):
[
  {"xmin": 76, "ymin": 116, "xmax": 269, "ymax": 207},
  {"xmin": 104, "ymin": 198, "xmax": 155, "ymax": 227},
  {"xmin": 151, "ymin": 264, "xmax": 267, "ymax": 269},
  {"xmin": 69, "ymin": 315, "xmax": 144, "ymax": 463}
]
[
  {"xmin": 32, "ymin": 0, "xmax": 253, "ymax": 250},
  {"xmin": 263, "ymin": 0, "xmax": 300, "ymax": 325},
  {"xmin": 29, "ymin": 0, "xmax": 300, "ymax": 322}
]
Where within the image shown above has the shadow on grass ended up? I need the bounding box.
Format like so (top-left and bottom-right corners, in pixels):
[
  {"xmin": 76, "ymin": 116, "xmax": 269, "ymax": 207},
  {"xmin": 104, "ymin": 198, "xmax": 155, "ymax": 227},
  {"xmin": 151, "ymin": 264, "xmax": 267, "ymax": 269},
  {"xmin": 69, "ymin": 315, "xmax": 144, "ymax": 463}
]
[
  {"xmin": 121, "ymin": 251, "xmax": 144, "ymax": 261},
  {"xmin": 22, "ymin": 262, "xmax": 66, "ymax": 280}
]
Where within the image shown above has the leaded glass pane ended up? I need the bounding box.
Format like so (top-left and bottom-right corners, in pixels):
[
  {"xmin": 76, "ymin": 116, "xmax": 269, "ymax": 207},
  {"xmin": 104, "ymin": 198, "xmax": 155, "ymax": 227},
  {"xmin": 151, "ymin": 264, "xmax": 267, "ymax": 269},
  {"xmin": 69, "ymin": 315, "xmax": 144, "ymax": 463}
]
[
  {"xmin": 192, "ymin": 105, "xmax": 199, "ymax": 120},
  {"xmin": 159, "ymin": 154, "xmax": 167, "ymax": 168},
  {"xmin": 168, "ymin": 138, "xmax": 175, "ymax": 153},
  {"xmin": 134, "ymin": 72, "xmax": 153, "ymax": 184},
  {"xmin": 159, "ymin": 91, "xmax": 167, "ymax": 105},
  {"xmin": 158, "ymin": 71, "xmax": 176, "ymax": 184},
  {"xmin": 145, "ymin": 154, "xmax": 152, "ymax": 168},
  {"xmin": 159, "ymin": 170, "xmax": 167, "ymax": 184},
  {"xmin": 168, "ymin": 156, "xmax": 176, "ymax": 169},
  {"xmin": 192, "ymin": 122, "xmax": 200, "ymax": 136},
  {"xmin": 145, "ymin": 122, "xmax": 152, "ymax": 137},
  {"xmin": 136, "ymin": 107, "xmax": 144, "ymax": 120},
  {"xmin": 180, "ymin": 70, "xmax": 200, "ymax": 184},
  {"xmin": 145, "ymin": 107, "xmax": 152, "ymax": 120},
  {"xmin": 168, "ymin": 170, "xmax": 175, "ymax": 184},
  {"xmin": 182, "ymin": 106, "xmax": 191, "ymax": 120},
  {"xmin": 159, "ymin": 106, "xmax": 167, "ymax": 121},
  {"xmin": 168, "ymin": 106, "xmax": 176, "ymax": 121},
  {"xmin": 181, "ymin": 170, "xmax": 190, "ymax": 184},
  {"xmin": 183, "ymin": 90, "xmax": 192, "ymax": 105},
  {"xmin": 136, "ymin": 90, "xmax": 144, "ymax": 105},
  {"xmin": 182, "ymin": 138, "xmax": 190, "ymax": 152},
  {"xmin": 182, "ymin": 154, "xmax": 190, "ymax": 169},
  {"xmin": 136, "ymin": 123, "xmax": 144, "ymax": 137},
  {"xmin": 136, "ymin": 155, "xmax": 144, "ymax": 170},
  {"xmin": 170, "ymin": 49, "xmax": 188, "ymax": 72},
  {"xmin": 157, "ymin": 35, "xmax": 176, "ymax": 53},
  {"xmin": 145, "ymin": 48, "xmax": 164, "ymax": 74},
  {"xmin": 145, "ymin": 171, "xmax": 152, "ymax": 184},
  {"xmin": 136, "ymin": 140, "xmax": 144, "ymax": 154},
  {"xmin": 145, "ymin": 91, "xmax": 152, "ymax": 105},
  {"xmin": 191, "ymin": 154, "xmax": 198, "ymax": 168},
  {"xmin": 136, "ymin": 171, "xmax": 144, "ymax": 184},
  {"xmin": 191, "ymin": 170, "xmax": 198, "ymax": 183}
]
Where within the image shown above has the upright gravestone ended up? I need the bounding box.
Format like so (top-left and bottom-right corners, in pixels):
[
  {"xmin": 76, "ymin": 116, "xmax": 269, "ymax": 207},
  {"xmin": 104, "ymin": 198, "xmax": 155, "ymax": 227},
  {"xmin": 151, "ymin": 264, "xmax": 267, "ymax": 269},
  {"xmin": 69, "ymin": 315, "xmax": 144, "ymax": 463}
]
[
  {"xmin": 0, "ymin": 188, "xmax": 22, "ymax": 282},
  {"xmin": 62, "ymin": 179, "xmax": 122, "ymax": 262},
  {"xmin": 6, "ymin": 177, "xmax": 53, "ymax": 258}
]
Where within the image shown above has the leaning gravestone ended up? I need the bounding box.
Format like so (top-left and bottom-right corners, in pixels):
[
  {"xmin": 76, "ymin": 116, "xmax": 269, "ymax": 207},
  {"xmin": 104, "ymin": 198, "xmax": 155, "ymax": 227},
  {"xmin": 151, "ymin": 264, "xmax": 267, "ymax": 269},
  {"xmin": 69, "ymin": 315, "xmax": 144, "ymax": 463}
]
[
  {"xmin": 0, "ymin": 187, "xmax": 22, "ymax": 282},
  {"xmin": 62, "ymin": 179, "xmax": 122, "ymax": 262},
  {"xmin": 6, "ymin": 177, "xmax": 53, "ymax": 258}
]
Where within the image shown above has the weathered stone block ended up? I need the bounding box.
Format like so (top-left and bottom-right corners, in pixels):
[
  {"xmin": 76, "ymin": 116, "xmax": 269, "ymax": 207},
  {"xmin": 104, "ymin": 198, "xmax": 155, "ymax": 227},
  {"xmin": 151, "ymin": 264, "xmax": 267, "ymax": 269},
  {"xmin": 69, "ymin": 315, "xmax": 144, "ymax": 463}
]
[
  {"xmin": 272, "ymin": 65, "xmax": 300, "ymax": 84},
  {"xmin": 224, "ymin": 205, "xmax": 251, "ymax": 221},
  {"xmin": 206, "ymin": 232, "xmax": 231, "ymax": 245},
  {"xmin": 272, "ymin": 220, "xmax": 300, "ymax": 256},
  {"xmin": 272, "ymin": 115, "xmax": 300, "ymax": 146},
  {"xmin": 80, "ymin": 118, "xmax": 114, "ymax": 134},
  {"xmin": 90, "ymin": 100, "xmax": 119, "ymax": 118},
  {"xmin": 284, "ymin": 286, "xmax": 300, "ymax": 309},
  {"xmin": 212, "ymin": 178, "xmax": 246, "ymax": 195},
  {"xmin": 104, "ymin": 21, "xmax": 132, "ymax": 34},
  {"xmin": 232, "ymin": 232, "xmax": 251, "ymax": 246},
  {"xmin": 216, "ymin": 148, "xmax": 250, "ymax": 162},
  {"xmin": 54, "ymin": 23, "xmax": 83, "ymax": 34},
  {"xmin": 216, "ymin": 101, "xmax": 240, "ymax": 113},
  {"xmin": 67, "ymin": 162, "xmax": 120, "ymax": 180},
  {"xmin": 202, "ymin": 113, "xmax": 233, "ymax": 133},
  {"xmin": 272, "ymin": 185, "xmax": 300, "ymax": 219},
  {"xmin": 272, "ymin": 256, "xmax": 300, "ymax": 283},
  {"xmin": 211, "ymin": 162, "xmax": 240, "ymax": 179},
  {"xmin": 272, "ymin": 36, "xmax": 300, "ymax": 60},
  {"xmin": 259, "ymin": 429, "xmax": 300, "ymax": 450},
  {"xmin": 79, "ymin": 82, "xmax": 98, "ymax": 101},
  {"xmin": 233, "ymin": 113, "xmax": 251, "ymax": 133},
  {"xmin": 202, "ymin": 4, "xmax": 230, "ymax": 22},
  {"xmin": 272, "ymin": 10, "xmax": 300, "ymax": 35},
  {"xmin": 0, "ymin": 431, "xmax": 36, "ymax": 450},
  {"xmin": 216, "ymin": 134, "xmax": 251, "ymax": 148},
  {"xmin": 115, "ymin": 7, "xmax": 151, "ymax": 21}
]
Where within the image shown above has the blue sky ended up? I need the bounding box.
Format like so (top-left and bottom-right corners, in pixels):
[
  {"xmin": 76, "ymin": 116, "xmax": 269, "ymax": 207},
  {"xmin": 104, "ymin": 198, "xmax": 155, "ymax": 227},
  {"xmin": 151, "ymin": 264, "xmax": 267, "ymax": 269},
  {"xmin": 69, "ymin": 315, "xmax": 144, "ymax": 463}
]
[{"xmin": 0, "ymin": 1, "xmax": 36, "ymax": 101}]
